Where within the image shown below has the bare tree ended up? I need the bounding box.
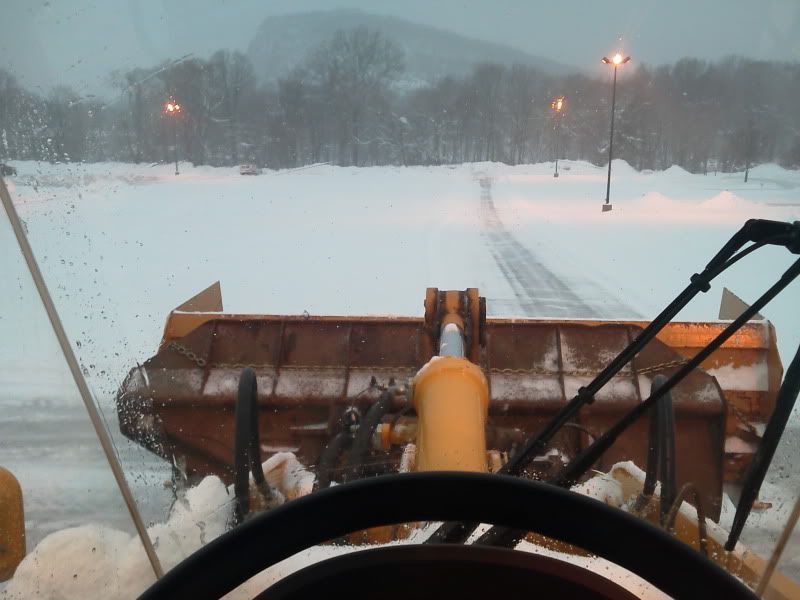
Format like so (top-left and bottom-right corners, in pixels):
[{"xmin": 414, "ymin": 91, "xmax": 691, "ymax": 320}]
[
  {"xmin": 4, "ymin": 49, "xmax": 800, "ymax": 173},
  {"xmin": 505, "ymin": 66, "xmax": 540, "ymax": 164},
  {"xmin": 307, "ymin": 27, "xmax": 404, "ymax": 165},
  {"xmin": 207, "ymin": 51, "xmax": 257, "ymax": 164}
]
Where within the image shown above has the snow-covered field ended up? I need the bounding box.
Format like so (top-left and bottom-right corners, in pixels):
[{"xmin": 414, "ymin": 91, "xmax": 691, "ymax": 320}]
[{"xmin": 1, "ymin": 159, "xmax": 799, "ymax": 595}]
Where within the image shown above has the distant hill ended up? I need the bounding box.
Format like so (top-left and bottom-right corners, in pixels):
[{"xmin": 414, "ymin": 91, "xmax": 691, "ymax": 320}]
[{"xmin": 246, "ymin": 9, "xmax": 579, "ymax": 89}]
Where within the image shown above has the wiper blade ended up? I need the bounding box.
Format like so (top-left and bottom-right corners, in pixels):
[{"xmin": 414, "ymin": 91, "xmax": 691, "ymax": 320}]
[
  {"xmin": 726, "ymin": 339, "xmax": 800, "ymax": 551},
  {"xmin": 477, "ymin": 256, "xmax": 800, "ymax": 549},
  {"xmin": 427, "ymin": 219, "xmax": 800, "ymax": 547}
]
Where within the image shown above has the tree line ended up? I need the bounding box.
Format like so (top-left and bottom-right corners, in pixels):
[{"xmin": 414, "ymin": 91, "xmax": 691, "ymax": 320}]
[{"xmin": 1, "ymin": 27, "xmax": 799, "ymax": 173}]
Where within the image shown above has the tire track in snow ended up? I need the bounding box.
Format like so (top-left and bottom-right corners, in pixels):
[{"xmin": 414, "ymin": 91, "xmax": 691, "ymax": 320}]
[{"xmin": 478, "ymin": 175, "xmax": 639, "ymax": 318}]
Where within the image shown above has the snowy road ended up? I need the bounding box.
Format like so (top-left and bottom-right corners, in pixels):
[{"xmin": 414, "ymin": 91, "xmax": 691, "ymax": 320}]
[{"xmin": 478, "ymin": 174, "xmax": 639, "ymax": 318}]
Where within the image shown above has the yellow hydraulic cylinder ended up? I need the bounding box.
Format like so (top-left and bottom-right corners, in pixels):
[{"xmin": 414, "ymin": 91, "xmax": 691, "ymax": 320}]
[
  {"xmin": 412, "ymin": 356, "xmax": 490, "ymax": 472},
  {"xmin": 0, "ymin": 466, "xmax": 25, "ymax": 582}
]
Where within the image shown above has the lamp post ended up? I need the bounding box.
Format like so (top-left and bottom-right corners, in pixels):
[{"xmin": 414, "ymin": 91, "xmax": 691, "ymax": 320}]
[
  {"xmin": 164, "ymin": 98, "xmax": 182, "ymax": 175},
  {"xmin": 550, "ymin": 96, "xmax": 566, "ymax": 178},
  {"xmin": 600, "ymin": 53, "xmax": 630, "ymax": 212}
]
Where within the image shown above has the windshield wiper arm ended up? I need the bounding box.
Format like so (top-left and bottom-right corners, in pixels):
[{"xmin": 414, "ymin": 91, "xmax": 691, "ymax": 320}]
[
  {"xmin": 426, "ymin": 219, "xmax": 800, "ymax": 546},
  {"xmin": 500, "ymin": 219, "xmax": 800, "ymax": 481},
  {"xmin": 477, "ymin": 256, "xmax": 800, "ymax": 549}
]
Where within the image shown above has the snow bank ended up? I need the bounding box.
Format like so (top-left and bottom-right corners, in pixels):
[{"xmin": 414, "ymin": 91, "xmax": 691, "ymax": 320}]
[
  {"xmin": 3, "ymin": 475, "xmax": 231, "ymax": 599},
  {"xmin": 726, "ymin": 436, "xmax": 759, "ymax": 454},
  {"xmin": 2, "ymin": 455, "xmax": 318, "ymax": 599},
  {"xmin": 572, "ymin": 472, "xmax": 624, "ymax": 506},
  {"xmin": 262, "ymin": 452, "xmax": 315, "ymax": 500},
  {"xmin": 504, "ymin": 188, "xmax": 792, "ymax": 224},
  {"xmin": 5, "ymin": 453, "xmax": 795, "ymax": 598},
  {"xmin": 662, "ymin": 165, "xmax": 691, "ymax": 177},
  {"xmin": 706, "ymin": 362, "xmax": 769, "ymax": 392}
]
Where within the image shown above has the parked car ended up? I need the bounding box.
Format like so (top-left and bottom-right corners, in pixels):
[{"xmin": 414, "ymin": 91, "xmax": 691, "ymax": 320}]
[
  {"xmin": 239, "ymin": 164, "xmax": 262, "ymax": 176},
  {"xmin": 0, "ymin": 163, "xmax": 17, "ymax": 176}
]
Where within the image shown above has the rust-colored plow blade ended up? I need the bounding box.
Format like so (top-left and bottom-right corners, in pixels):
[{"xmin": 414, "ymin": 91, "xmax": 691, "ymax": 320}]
[
  {"xmin": 118, "ymin": 284, "xmax": 782, "ymax": 517},
  {"xmin": 117, "ymin": 287, "xmax": 782, "ymax": 523}
]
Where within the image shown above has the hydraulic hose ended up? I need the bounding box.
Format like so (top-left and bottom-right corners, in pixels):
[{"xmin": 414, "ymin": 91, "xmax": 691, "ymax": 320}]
[
  {"xmin": 345, "ymin": 390, "xmax": 394, "ymax": 481},
  {"xmin": 656, "ymin": 375, "xmax": 677, "ymax": 524},
  {"xmin": 233, "ymin": 368, "xmax": 272, "ymax": 525},
  {"xmin": 317, "ymin": 407, "xmax": 361, "ymax": 490},
  {"xmin": 631, "ymin": 375, "xmax": 676, "ymax": 521},
  {"xmin": 317, "ymin": 432, "xmax": 353, "ymax": 490},
  {"xmin": 664, "ymin": 482, "xmax": 709, "ymax": 557}
]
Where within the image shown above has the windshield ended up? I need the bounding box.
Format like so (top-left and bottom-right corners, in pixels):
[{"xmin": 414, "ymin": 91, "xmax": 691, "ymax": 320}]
[{"xmin": 2, "ymin": 2, "xmax": 800, "ymax": 598}]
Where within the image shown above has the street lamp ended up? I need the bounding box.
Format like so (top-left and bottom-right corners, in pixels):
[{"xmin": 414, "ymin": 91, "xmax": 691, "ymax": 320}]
[
  {"xmin": 550, "ymin": 96, "xmax": 566, "ymax": 178},
  {"xmin": 600, "ymin": 53, "xmax": 630, "ymax": 212},
  {"xmin": 163, "ymin": 97, "xmax": 183, "ymax": 175}
]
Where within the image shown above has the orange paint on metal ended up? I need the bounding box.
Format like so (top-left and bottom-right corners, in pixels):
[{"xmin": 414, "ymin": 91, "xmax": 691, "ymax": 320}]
[
  {"xmin": 413, "ymin": 356, "xmax": 489, "ymax": 472},
  {"xmin": 132, "ymin": 285, "xmax": 782, "ymax": 517},
  {"xmin": 441, "ymin": 312, "xmax": 464, "ymax": 329},
  {"xmin": 610, "ymin": 465, "xmax": 800, "ymax": 599},
  {"xmin": 380, "ymin": 421, "xmax": 392, "ymax": 451}
]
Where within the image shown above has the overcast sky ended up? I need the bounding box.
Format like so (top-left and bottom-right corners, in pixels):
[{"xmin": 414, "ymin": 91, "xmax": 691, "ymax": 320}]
[{"xmin": 3, "ymin": 0, "xmax": 799, "ymax": 97}]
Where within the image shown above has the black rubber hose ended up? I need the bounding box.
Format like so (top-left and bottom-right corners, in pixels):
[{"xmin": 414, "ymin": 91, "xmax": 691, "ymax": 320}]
[
  {"xmin": 640, "ymin": 385, "xmax": 662, "ymax": 499},
  {"xmin": 656, "ymin": 374, "xmax": 677, "ymax": 526},
  {"xmin": 632, "ymin": 375, "xmax": 673, "ymax": 514},
  {"xmin": 345, "ymin": 390, "xmax": 393, "ymax": 481},
  {"xmin": 233, "ymin": 368, "xmax": 270, "ymax": 525},
  {"xmin": 561, "ymin": 422, "xmax": 597, "ymax": 443},
  {"xmin": 317, "ymin": 431, "xmax": 352, "ymax": 490},
  {"xmin": 664, "ymin": 482, "xmax": 709, "ymax": 557}
]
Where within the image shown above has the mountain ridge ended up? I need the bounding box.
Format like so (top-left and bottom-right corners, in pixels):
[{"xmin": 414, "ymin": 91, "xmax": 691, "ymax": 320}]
[{"xmin": 246, "ymin": 9, "xmax": 580, "ymax": 87}]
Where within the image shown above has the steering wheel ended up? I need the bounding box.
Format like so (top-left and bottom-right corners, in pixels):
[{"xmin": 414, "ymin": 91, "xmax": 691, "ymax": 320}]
[{"xmin": 139, "ymin": 472, "xmax": 756, "ymax": 599}]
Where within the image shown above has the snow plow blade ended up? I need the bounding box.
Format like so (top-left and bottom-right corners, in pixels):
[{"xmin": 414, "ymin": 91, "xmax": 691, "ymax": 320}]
[{"xmin": 117, "ymin": 284, "xmax": 783, "ymax": 523}]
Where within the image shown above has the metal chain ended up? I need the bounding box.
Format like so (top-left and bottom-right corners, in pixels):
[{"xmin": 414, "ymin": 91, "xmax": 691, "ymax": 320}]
[
  {"xmin": 490, "ymin": 358, "xmax": 689, "ymax": 378},
  {"xmin": 168, "ymin": 341, "xmax": 207, "ymax": 367},
  {"xmin": 636, "ymin": 359, "xmax": 689, "ymax": 375},
  {"xmin": 489, "ymin": 367, "xmax": 570, "ymax": 376},
  {"xmin": 728, "ymin": 401, "xmax": 758, "ymax": 436},
  {"xmin": 167, "ymin": 342, "xmax": 416, "ymax": 372},
  {"xmin": 217, "ymin": 363, "xmax": 416, "ymax": 372},
  {"xmin": 166, "ymin": 341, "xmax": 758, "ymax": 434},
  {"xmin": 168, "ymin": 341, "xmax": 690, "ymax": 378}
]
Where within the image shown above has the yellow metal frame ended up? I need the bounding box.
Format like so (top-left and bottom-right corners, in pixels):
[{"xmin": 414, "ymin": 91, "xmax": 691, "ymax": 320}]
[{"xmin": 0, "ymin": 467, "xmax": 25, "ymax": 582}]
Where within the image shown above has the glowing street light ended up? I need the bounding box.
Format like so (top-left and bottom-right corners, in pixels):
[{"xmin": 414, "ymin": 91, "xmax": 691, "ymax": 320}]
[
  {"xmin": 164, "ymin": 99, "xmax": 182, "ymax": 115},
  {"xmin": 600, "ymin": 53, "xmax": 631, "ymax": 212},
  {"xmin": 163, "ymin": 97, "xmax": 183, "ymax": 175},
  {"xmin": 550, "ymin": 96, "xmax": 566, "ymax": 178}
]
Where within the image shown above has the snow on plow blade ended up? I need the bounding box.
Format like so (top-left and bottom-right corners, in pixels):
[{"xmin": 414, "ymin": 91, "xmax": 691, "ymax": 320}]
[{"xmin": 117, "ymin": 284, "xmax": 782, "ymax": 522}]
